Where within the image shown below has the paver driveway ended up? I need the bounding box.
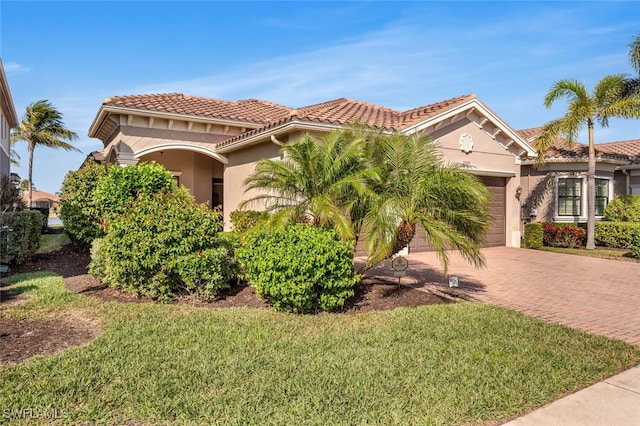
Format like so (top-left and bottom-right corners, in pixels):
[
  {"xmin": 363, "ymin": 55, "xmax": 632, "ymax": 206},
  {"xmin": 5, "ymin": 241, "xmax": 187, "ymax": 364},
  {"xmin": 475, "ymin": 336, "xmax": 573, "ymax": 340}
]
[{"xmin": 364, "ymin": 247, "xmax": 640, "ymax": 346}]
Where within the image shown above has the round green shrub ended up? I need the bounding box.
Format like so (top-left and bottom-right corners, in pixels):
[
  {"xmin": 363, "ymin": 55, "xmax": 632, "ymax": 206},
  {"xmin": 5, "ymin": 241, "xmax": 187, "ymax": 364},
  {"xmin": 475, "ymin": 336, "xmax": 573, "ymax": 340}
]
[
  {"xmin": 236, "ymin": 224, "xmax": 359, "ymax": 313},
  {"xmin": 0, "ymin": 210, "xmax": 42, "ymax": 264},
  {"xmin": 59, "ymin": 162, "xmax": 111, "ymax": 244},
  {"xmin": 230, "ymin": 210, "xmax": 270, "ymax": 234},
  {"xmin": 603, "ymin": 195, "xmax": 640, "ymax": 222},
  {"xmin": 523, "ymin": 222, "xmax": 543, "ymax": 249},
  {"xmin": 95, "ymin": 187, "xmax": 237, "ymax": 302},
  {"xmin": 93, "ymin": 162, "xmax": 175, "ymax": 221}
]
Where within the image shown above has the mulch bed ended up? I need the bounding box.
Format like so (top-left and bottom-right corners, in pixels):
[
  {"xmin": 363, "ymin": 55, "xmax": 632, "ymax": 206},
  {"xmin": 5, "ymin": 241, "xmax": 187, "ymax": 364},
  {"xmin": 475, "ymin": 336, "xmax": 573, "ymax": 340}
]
[{"xmin": 1, "ymin": 244, "xmax": 451, "ymax": 365}]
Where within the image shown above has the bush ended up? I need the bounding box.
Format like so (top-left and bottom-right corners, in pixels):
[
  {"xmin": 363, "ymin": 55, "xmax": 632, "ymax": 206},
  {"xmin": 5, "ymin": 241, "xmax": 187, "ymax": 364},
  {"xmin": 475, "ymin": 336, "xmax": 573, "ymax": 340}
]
[
  {"xmin": 604, "ymin": 195, "xmax": 640, "ymax": 222},
  {"xmin": 93, "ymin": 162, "xmax": 175, "ymax": 222},
  {"xmin": 542, "ymin": 223, "xmax": 585, "ymax": 248},
  {"xmin": 523, "ymin": 223, "xmax": 543, "ymax": 248},
  {"xmin": 230, "ymin": 210, "xmax": 270, "ymax": 234},
  {"xmin": 93, "ymin": 187, "xmax": 237, "ymax": 302},
  {"xmin": 236, "ymin": 224, "xmax": 359, "ymax": 313},
  {"xmin": 594, "ymin": 221, "xmax": 640, "ymax": 249},
  {"xmin": 59, "ymin": 162, "xmax": 111, "ymax": 244},
  {"xmin": 0, "ymin": 210, "xmax": 42, "ymax": 264},
  {"xmin": 632, "ymin": 228, "xmax": 640, "ymax": 259},
  {"xmin": 88, "ymin": 238, "xmax": 106, "ymax": 278}
]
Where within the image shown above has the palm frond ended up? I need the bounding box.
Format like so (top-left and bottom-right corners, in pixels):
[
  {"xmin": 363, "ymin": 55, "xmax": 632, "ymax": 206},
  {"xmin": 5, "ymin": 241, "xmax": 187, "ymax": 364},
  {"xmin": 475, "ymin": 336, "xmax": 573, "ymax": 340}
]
[{"xmin": 629, "ymin": 34, "xmax": 640, "ymax": 74}]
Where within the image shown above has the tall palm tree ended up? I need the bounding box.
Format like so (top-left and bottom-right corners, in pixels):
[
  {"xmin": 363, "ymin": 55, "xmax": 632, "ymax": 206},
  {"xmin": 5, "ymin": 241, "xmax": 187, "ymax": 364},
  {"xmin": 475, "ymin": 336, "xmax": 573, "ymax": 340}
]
[
  {"xmin": 361, "ymin": 132, "xmax": 490, "ymax": 272},
  {"xmin": 11, "ymin": 100, "xmax": 79, "ymax": 206},
  {"xmin": 626, "ymin": 34, "xmax": 640, "ymax": 95},
  {"xmin": 240, "ymin": 130, "xmax": 376, "ymax": 241},
  {"xmin": 534, "ymin": 75, "xmax": 640, "ymax": 249}
]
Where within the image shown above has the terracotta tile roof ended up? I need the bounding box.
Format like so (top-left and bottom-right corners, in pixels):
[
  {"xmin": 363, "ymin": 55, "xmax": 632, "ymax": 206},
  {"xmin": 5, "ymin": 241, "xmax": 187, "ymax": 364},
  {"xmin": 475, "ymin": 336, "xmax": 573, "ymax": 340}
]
[
  {"xmin": 217, "ymin": 94, "xmax": 477, "ymax": 148},
  {"xmin": 294, "ymin": 98, "xmax": 399, "ymax": 128},
  {"xmin": 517, "ymin": 127, "xmax": 629, "ymax": 162},
  {"xmin": 22, "ymin": 190, "xmax": 59, "ymax": 203},
  {"xmin": 398, "ymin": 94, "xmax": 476, "ymax": 128},
  {"xmin": 596, "ymin": 139, "xmax": 640, "ymax": 165},
  {"xmin": 102, "ymin": 93, "xmax": 292, "ymax": 124}
]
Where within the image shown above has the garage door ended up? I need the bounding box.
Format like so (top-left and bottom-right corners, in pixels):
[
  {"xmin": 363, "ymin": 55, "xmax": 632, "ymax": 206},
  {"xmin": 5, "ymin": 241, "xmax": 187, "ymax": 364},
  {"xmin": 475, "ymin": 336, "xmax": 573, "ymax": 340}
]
[
  {"xmin": 408, "ymin": 175, "xmax": 506, "ymax": 252},
  {"xmin": 478, "ymin": 176, "xmax": 506, "ymax": 247}
]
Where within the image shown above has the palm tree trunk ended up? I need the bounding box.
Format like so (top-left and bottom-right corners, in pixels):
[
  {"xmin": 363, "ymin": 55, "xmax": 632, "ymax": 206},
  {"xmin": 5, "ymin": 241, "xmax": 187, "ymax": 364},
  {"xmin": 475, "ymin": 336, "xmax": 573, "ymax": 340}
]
[
  {"xmin": 28, "ymin": 145, "xmax": 34, "ymax": 208},
  {"xmin": 586, "ymin": 121, "xmax": 596, "ymax": 250},
  {"xmin": 392, "ymin": 220, "xmax": 416, "ymax": 256}
]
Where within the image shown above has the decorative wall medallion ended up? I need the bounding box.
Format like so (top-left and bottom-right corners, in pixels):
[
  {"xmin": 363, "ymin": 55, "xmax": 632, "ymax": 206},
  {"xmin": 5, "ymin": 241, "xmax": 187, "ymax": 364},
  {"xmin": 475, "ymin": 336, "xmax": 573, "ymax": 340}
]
[{"xmin": 459, "ymin": 133, "xmax": 473, "ymax": 153}]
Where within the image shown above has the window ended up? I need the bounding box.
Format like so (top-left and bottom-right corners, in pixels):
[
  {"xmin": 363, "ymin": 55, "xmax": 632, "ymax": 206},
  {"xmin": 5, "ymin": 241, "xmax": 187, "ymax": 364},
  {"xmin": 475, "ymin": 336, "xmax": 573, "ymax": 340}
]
[
  {"xmin": 595, "ymin": 178, "xmax": 608, "ymax": 216},
  {"xmin": 212, "ymin": 177, "xmax": 223, "ymax": 209},
  {"xmin": 557, "ymin": 178, "xmax": 582, "ymax": 216}
]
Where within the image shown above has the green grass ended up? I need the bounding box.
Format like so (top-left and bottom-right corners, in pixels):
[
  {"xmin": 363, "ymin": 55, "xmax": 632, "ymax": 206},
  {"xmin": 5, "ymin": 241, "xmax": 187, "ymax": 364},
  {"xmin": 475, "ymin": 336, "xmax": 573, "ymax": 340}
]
[
  {"xmin": 36, "ymin": 233, "xmax": 71, "ymax": 254},
  {"xmin": 3, "ymin": 272, "xmax": 90, "ymax": 319},
  {"xmin": 2, "ymin": 274, "xmax": 639, "ymax": 425},
  {"xmin": 538, "ymin": 246, "xmax": 640, "ymax": 262}
]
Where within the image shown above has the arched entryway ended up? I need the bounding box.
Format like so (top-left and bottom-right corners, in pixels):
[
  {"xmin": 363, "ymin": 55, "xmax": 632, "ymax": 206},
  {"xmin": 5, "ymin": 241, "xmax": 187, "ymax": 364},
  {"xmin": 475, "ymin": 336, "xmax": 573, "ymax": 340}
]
[{"xmin": 137, "ymin": 147, "xmax": 225, "ymax": 209}]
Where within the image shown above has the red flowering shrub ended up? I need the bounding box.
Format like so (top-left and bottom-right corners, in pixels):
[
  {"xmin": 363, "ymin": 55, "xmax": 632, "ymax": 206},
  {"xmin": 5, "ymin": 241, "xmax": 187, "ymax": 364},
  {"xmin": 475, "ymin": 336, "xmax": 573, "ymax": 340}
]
[{"xmin": 542, "ymin": 223, "xmax": 586, "ymax": 248}]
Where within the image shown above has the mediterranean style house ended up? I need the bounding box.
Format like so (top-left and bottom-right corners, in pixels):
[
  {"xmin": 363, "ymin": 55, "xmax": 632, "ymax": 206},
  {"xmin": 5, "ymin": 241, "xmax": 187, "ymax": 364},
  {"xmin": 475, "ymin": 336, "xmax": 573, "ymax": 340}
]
[
  {"xmin": 0, "ymin": 59, "xmax": 18, "ymax": 178},
  {"xmin": 86, "ymin": 92, "xmax": 640, "ymax": 250}
]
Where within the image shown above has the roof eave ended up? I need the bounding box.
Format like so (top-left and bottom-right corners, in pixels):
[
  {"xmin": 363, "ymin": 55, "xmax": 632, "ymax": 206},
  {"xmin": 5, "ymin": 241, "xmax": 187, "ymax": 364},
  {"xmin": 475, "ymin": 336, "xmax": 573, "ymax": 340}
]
[
  {"xmin": 88, "ymin": 104, "xmax": 264, "ymax": 138},
  {"xmin": 521, "ymin": 157, "xmax": 629, "ymax": 166},
  {"xmin": 215, "ymin": 119, "xmax": 354, "ymax": 153},
  {"xmin": 0, "ymin": 61, "xmax": 19, "ymax": 127},
  {"xmin": 402, "ymin": 98, "xmax": 537, "ymax": 158}
]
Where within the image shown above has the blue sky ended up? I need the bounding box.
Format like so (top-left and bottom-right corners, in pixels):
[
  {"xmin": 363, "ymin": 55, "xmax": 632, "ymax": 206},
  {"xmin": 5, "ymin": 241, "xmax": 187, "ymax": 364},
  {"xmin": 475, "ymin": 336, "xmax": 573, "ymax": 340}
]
[{"xmin": 1, "ymin": 1, "xmax": 640, "ymax": 194}]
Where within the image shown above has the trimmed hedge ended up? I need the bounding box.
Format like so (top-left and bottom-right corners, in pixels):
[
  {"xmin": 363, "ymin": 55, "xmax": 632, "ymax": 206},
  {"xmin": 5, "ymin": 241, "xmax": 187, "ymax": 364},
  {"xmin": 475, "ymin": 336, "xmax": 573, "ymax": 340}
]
[
  {"xmin": 236, "ymin": 224, "xmax": 359, "ymax": 313},
  {"xmin": 523, "ymin": 223, "xmax": 543, "ymax": 249},
  {"xmin": 541, "ymin": 223, "xmax": 585, "ymax": 248},
  {"xmin": 93, "ymin": 162, "xmax": 175, "ymax": 222},
  {"xmin": 59, "ymin": 162, "xmax": 111, "ymax": 244},
  {"xmin": 603, "ymin": 195, "xmax": 640, "ymax": 222},
  {"xmin": 0, "ymin": 210, "xmax": 43, "ymax": 264},
  {"xmin": 594, "ymin": 221, "xmax": 640, "ymax": 249},
  {"xmin": 632, "ymin": 228, "xmax": 640, "ymax": 259},
  {"xmin": 92, "ymin": 187, "xmax": 237, "ymax": 302}
]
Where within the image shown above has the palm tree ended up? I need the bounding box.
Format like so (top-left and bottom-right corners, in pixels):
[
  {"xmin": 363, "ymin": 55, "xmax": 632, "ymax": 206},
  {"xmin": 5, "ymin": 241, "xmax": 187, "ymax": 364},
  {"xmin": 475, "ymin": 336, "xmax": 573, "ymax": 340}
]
[
  {"xmin": 9, "ymin": 139, "xmax": 20, "ymax": 167},
  {"xmin": 534, "ymin": 75, "xmax": 640, "ymax": 249},
  {"xmin": 360, "ymin": 132, "xmax": 490, "ymax": 272},
  {"xmin": 242, "ymin": 127, "xmax": 491, "ymax": 273},
  {"xmin": 240, "ymin": 130, "xmax": 376, "ymax": 241},
  {"xmin": 626, "ymin": 34, "xmax": 640, "ymax": 95},
  {"xmin": 11, "ymin": 100, "xmax": 79, "ymax": 207}
]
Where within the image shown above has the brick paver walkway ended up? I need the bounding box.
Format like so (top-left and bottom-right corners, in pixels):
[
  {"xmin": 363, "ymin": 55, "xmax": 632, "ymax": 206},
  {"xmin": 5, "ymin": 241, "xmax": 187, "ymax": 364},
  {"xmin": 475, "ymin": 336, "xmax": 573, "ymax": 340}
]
[{"xmin": 363, "ymin": 247, "xmax": 640, "ymax": 346}]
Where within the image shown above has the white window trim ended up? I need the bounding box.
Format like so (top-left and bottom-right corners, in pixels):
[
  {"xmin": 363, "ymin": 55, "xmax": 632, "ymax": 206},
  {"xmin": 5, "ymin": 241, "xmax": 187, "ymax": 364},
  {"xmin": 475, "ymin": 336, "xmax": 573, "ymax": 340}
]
[{"xmin": 554, "ymin": 174, "xmax": 612, "ymax": 223}]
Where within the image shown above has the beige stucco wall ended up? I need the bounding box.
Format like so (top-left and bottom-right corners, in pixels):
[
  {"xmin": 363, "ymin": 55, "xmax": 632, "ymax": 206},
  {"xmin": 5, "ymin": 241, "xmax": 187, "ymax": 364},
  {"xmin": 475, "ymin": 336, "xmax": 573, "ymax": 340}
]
[
  {"xmin": 428, "ymin": 118, "xmax": 522, "ymax": 247},
  {"xmin": 140, "ymin": 150, "xmax": 223, "ymax": 207},
  {"xmin": 223, "ymin": 140, "xmax": 281, "ymax": 228}
]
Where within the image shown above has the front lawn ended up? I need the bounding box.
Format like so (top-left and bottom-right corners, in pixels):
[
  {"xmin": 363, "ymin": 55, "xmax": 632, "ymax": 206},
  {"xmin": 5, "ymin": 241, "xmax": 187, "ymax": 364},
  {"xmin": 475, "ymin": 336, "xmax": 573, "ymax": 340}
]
[{"xmin": 1, "ymin": 273, "xmax": 639, "ymax": 425}]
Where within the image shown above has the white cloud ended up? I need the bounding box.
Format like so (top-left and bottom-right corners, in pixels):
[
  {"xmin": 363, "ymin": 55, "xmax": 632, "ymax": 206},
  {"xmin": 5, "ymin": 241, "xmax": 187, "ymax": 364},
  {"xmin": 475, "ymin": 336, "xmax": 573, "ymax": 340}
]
[{"xmin": 3, "ymin": 62, "xmax": 31, "ymax": 74}]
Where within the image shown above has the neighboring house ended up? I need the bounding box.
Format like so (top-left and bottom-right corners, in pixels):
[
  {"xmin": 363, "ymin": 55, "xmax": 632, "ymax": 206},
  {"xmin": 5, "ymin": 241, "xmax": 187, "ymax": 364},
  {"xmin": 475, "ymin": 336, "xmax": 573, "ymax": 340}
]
[
  {"xmin": 518, "ymin": 128, "xmax": 640, "ymax": 224},
  {"xmin": 85, "ymin": 92, "xmax": 640, "ymax": 249},
  {"xmin": 88, "ymin": 93, "xmax": 537, "ymax": 248},
  {"xmin": 21, "ymin": 190, "xmax": 60, "ymax": 212},
  {"xmin": 0, "ymin": 59, "xmax": 18, "ymax": 177}
]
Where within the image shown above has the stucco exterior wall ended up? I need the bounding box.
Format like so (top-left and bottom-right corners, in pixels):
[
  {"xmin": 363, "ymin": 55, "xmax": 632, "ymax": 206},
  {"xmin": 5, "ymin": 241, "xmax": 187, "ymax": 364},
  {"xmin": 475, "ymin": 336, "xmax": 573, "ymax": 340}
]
[
  {"xmin": 223, "ymin": 140, "xmax": 281, "ymax": 228},
  {"xmin": 139, "ymin": 150, "xmax": 223, "ymax": 207},
  {"xmin": 428, "ymin": 118, "xmax": 522, "ymax": 246}
]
